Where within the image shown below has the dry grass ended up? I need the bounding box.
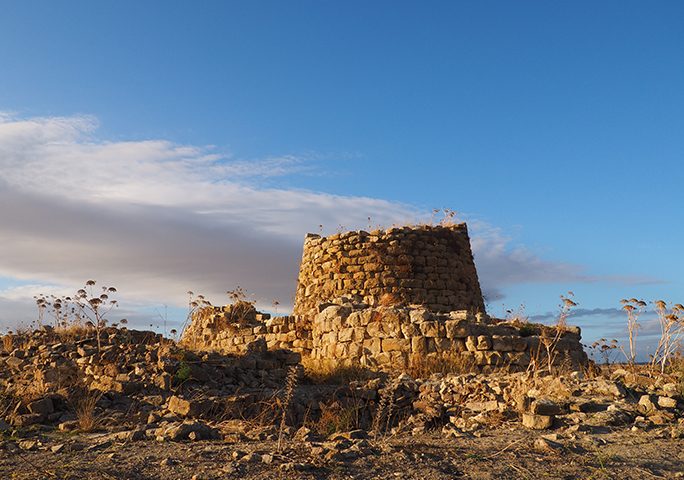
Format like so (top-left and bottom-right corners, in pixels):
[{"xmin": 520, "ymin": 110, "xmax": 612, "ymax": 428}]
[
  {"xmin": 406, "ymin": 352, "xmax": 478, "ymax": 378},
  {"xmin": 302, "ymin": 357, "xmax": 375, "ymax": 384},
  {"xmin": 313, "ymin": 399, "xmax": 362, "ymax": 436},
  {"xmin": 54, "ymin": 324, "xmax": 94, "ymax": 343},
  {"xmin": 70, "ymin": 388, "xmax": 103, "ymax": 432},
  {"xmin": 378, "ymin": 292, "xmax": 402, "ymax": 307},
  {"xmin": 372, "ymin": 375, "xmax": 401, "ymax": 439}
]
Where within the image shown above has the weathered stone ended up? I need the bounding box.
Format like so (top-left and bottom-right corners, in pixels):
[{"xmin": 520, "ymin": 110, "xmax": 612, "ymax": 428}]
[
  {"xmin": 164, "ymin": 421, "xmax": 221, "ymax": 441},
  {"xmin": 639, "ymin": 395, "xmax": 658, "ymax": 413},
  {"xmin": 381, "ymin": 338, "xmax": 409, "ymax": 352},
  {"xmin": 168, "ymin": 396, "xmax": 212, "ymax": 418},
  {"xmin": 658, "ymin": 396, "xmax": 678, "ymax": 409},
  {"xmin": 27, "ymin": 397, "xmax": 54, "ymax": 416},
  {"xmin": 534, "ymin": 437, "xmax": 563, "ymax": 453},
  {"xmin": 531, "ymin": 399, "xmax": 566, "ymax": 416},
  {"xmin": 522, "ymin": 413, "xmax": 554, "ymax": 429}
]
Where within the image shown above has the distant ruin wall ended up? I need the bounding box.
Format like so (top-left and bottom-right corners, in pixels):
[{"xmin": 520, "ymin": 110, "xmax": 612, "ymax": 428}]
[{"xmin": 293, "ymin": 224, "xmax": 485, "ymax": 317}]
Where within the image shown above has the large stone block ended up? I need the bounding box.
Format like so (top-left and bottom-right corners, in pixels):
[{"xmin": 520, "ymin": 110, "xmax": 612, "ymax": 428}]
[
  {"xmin": 445, "ymin": 320, "xmax": 470, "ymax": 338},
  {"xmin": 419, "ymin": 321, "xmax": 444, "ymax": 338},
  {"xmin": 522, "ymin": 413, "xmax": 554, "ymax": 430},
  {"xmin": 491, "ymin": 335, "xmax": 514, "ymax": 352},
  {"xmin": 381, "ymin": 338, "xmax": 409, "ymax": 352},
  {"xmin": 363, "ymin": 338, "xmax": 382, "ymax": 355},
  {"xmin": 411, "ymin": 336, "xmax": 428, "ymax": 354}
]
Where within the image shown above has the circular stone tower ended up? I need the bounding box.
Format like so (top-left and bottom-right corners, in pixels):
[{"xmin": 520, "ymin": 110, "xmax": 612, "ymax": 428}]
[{"xmin": 293, "ymin": 224, "xmax": 485, "ymax": 317}]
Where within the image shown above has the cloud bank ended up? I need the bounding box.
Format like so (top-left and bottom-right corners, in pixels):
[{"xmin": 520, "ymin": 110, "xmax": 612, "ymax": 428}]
[{"xmin": 0, "ymin": 112, "xmax": 658, "ymax": 330}]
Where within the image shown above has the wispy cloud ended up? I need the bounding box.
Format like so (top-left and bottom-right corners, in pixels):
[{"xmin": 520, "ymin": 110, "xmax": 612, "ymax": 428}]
[{"xmin": 469, "ymin": 221, "xmax": 662, "ymax": 303}]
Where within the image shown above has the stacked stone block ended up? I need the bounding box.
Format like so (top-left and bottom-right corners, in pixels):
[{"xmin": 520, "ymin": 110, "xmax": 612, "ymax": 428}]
[
  {"xmin": 181, "ymin": 306, "xmax": 313, "ymax": 356},
  {"xmin": 293, "ymin": 224, "xmax": 485, "ymax": 317},
  {"xmin": 309, "ymin": 303, "xmax": 588, "ymax": 372}
]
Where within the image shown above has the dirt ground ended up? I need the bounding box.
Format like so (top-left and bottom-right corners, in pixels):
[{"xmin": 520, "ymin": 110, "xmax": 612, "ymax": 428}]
[{"xmin": 3, "ymin": 427, "xmax": 683, "ymax": 480}]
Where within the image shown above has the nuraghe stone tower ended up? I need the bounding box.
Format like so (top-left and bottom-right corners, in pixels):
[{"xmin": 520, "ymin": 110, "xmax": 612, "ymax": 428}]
[
  {"xmin": 293, "ymin": 224, "xmax": 486, "ymax": 317},
  {"xmin": 182, "ymin": 223, "xmax": 588, "ymax": 372}
]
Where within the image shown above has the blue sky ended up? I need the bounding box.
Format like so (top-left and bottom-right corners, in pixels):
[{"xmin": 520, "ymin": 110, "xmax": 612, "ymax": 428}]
[{"xmin": 0, "ymin": 1, "xmax": 682, "ymax": 359}]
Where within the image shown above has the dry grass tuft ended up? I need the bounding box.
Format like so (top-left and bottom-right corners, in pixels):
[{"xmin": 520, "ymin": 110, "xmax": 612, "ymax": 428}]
[
  {"xmin": 406, "ymin": 352, "xmax": 478, "ymax": 378},
  {"xmin": 314, "ymin": 399, "xmax": 361, "ymax": 436},
  {"xmin": 71, "ymin": 388, "xmax": 103, "ymax": 432},
  {"xmin": 378, "ymin": 292, "xmax": 402, "ymax": 307},
  {"xmin": 54, "ymin": 324, "xmax": 94, "ymax": 343},
  {"xmin": 277, "ymin": 366, "xmax": 299, "ymax": 451},
  {"xmin": 302, "ymin": 357, "xmax": 375, "ymax": 384},
  {"xmin": 372, "ymin": 375, "xmax": 401, "ymax": 439}
]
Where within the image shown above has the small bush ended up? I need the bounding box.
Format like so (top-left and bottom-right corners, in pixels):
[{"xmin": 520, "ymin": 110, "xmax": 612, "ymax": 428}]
[
  {"xmin": 519, "ymin": 324, "xmax": 536, "ymax": 337},
  {"xmin": 175, "ymin": 361, "xmax": 192, "ymax": 383}
]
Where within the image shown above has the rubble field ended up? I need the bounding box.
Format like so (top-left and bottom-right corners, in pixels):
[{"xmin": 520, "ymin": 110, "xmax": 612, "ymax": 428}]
[{"xmin": 2, "ymin": 326, "xmax": 684, "ymax": 479}]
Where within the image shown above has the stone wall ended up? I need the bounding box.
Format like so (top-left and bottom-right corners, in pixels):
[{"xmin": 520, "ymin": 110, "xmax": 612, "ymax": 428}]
[
  {"xmin": 293, "ymin": 224, "xmax": 485, "ymax": 317},
  {"xmin": 309, "ymin": 303, "xmax": 588, "ymax": 372},
  {"xmin": 182, "ymin": 301, "xmax": 588, "ymax": 373},
  {"xmin": 181, "ymin": 303, "xmax": 313, "ymax": 357}
]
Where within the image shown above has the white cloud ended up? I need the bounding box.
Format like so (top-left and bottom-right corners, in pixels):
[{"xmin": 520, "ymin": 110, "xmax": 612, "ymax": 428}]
[{"xmin": 0, "ymin": 112, "xmax": 417, "ymax": 326}]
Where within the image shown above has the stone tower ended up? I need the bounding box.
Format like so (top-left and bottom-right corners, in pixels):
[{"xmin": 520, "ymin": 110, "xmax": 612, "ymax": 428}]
[{"xmin": 293, "ymin": 224, "xmax": 485, "ymax": 317}]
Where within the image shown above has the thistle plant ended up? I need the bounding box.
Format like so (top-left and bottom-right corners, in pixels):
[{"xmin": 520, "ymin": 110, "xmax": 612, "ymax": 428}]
[
  {"xmin": 619, "ymin": 298, "xmax": 646, "ymax": 366},
  {"xmin": 538, "ymin": 292, "xmax": 576, "ymax": 374},
  {"xmin": 651, "ymin": 301, "xmax": 684, "ymax": 374},
  {"xmin": 277, "ymin": 366, "xmax": 299, "ymax": 452},
  {"xmin": 73, "ymin": 280, "xmax": 118, "ymax": 353}
]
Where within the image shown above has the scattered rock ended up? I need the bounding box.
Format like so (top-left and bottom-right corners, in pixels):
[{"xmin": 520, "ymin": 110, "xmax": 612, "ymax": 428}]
[
  {"xmin": 18, "ymin": 440, "xmax": 38, "ymax": 451},
  {"xmin": 534, "ymin": 437, "xmax": 563, "ymax": 453},
  {"xmin": 522, "ymin": 414, "xmax": 554, "ymax": 430}
]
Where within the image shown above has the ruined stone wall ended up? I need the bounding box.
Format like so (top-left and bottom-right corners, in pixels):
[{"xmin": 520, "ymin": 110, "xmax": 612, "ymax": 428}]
[
  {"xmin": 293, "ymin": 224, "xmax": 485, "ymax": 317},
  {"xmin": 181, "ymin": 306, "xmax": 313, "ymax": 357},
  {"xmin": 309, "ymin": 304, "xmax": 588, "ymax": 372},
  {"xmin": 183, "ymin": 302, "xmax": 588, "ymax": 373}
]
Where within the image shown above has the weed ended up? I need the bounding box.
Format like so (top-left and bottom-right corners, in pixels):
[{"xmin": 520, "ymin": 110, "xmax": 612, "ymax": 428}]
[
  {"xmin": 529, "ymin": 292, "xmax": 576, "ymax": 375},
  {"xmin": 378, "ymin": 292, "xmax": 402, "ymax": 307},
  {"xmin": 36, "ymin": 281, "xmax": 119, "ymax": 353},
  {"xmin": 175, "ymin": 361, "xmax": 192, "ymax": 383},
  {"xmin": 618, "ymin": 298, "xmax": 646, "ymax": 366},
  {"xmin": 277, "ymin": 366, "xmax": 299, "ymax": 451},
  {"xmin": 589, "ymin": 338, "xmax": 619, "ymax": 365},
  {"xmin": 518, "ymin": 324, "xmax": 536, "ymax": 337},
  {"xmin": 372, "ymin": 375, "xmax": 400, "ymax": 439},
  {"xmin": 314, "ymin": 399, "xmax": 361, "ymax": 436},
  {"xmin": 72, "ymin": 388, "xmax": 102, "ymax": 432},
  {"xmin": 651, "ymin": 301, "xmax": 684, "ymax": 373}
]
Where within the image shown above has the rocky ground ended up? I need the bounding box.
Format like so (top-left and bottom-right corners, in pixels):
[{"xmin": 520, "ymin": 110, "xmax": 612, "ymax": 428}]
[
  {"xmin": 3, "ymin": 426, "xmax": 684, "ymax": 479},
  {"xmin": 2, "ymin": 326, "xmax": 684, "ymax": 479}
]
